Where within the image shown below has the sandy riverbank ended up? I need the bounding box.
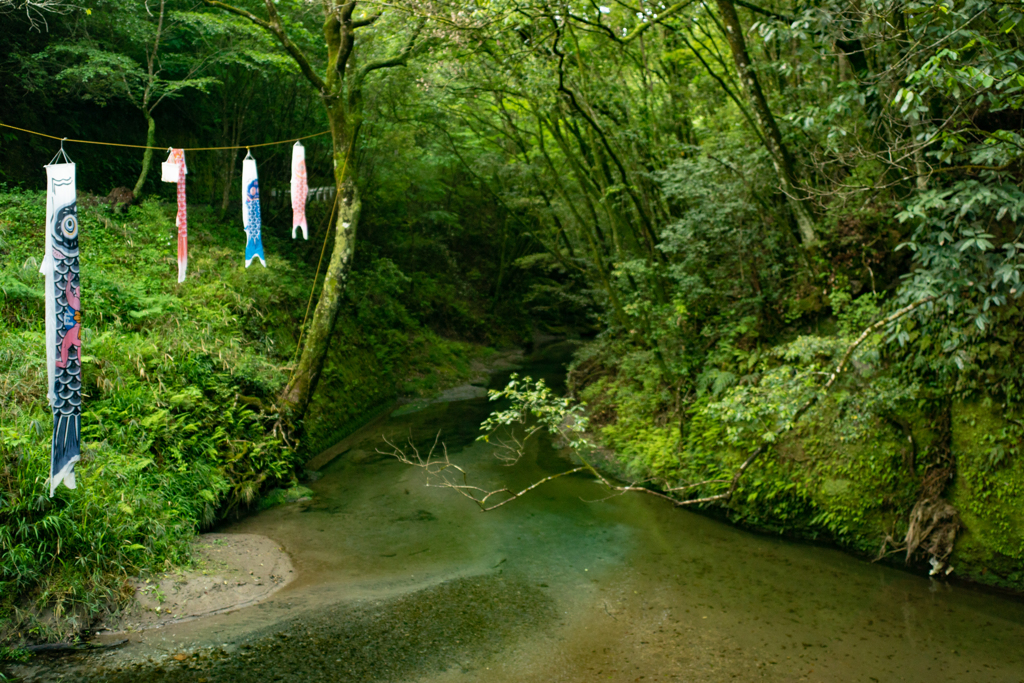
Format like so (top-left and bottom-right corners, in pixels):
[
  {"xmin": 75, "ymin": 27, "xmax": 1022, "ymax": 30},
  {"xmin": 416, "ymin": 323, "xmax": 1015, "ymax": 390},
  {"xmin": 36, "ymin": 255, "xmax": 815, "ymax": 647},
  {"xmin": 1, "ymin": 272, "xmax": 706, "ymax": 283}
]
[{"xmin": 98, "ymin": 533, "xmax": 294, "ymax": 635}]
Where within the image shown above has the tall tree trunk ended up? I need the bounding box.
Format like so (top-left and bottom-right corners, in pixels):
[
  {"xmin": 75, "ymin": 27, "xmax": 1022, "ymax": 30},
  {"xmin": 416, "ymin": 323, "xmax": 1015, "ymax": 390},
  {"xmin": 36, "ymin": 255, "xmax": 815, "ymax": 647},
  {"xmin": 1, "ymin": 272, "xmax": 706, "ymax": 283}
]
[
  {"xmin": 219, "ymin": 150, "xmax": 238, "ymax": 218},
  {"xmin": 280, "ymin": 107, "xmax": 360, "ymax": 419},
  {"xmin": 205, "ymin": 0, "xmax": 423, "ymax": 423},
  {"xmin": 715, "ymin": 0, "xmax": 818, "ymax": 247},
  {"xmin": 132, "ymin": 112, "xmax": 157, "ymax": 197}
]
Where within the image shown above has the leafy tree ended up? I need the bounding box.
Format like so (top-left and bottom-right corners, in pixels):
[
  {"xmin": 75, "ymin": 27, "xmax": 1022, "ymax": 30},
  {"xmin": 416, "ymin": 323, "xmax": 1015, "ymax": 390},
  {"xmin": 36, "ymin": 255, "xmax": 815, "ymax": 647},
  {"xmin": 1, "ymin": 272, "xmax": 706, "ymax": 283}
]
[
  {"xmin": 203, "ymin": 0, "xmax": 430, "ymax": 421},
  {"xmin": 41, "ymin": 0, "xmax": 218, "ymax": 195}
]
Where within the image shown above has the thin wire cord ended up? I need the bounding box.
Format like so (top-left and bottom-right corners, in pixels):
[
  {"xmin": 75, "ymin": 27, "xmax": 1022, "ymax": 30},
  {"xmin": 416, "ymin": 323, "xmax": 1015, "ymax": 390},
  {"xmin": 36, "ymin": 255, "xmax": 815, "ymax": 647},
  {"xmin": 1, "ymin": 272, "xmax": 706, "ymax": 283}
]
[{"xmin": 0, "ymin": 122, "xmax": 330, "ymax": 151}]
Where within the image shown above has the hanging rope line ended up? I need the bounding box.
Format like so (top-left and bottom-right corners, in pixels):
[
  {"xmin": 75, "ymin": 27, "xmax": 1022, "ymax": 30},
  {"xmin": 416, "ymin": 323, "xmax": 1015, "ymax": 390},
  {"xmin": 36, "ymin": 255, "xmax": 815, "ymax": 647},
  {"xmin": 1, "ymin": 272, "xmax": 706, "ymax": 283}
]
[
  {"xmin": 4, "ymin": 117, "xmax": 345, "ymax": 379},
  {"xmin": 291, "ymin": 190, "xmax": 339, "ymax": 371},
  {"xmin": 0, "ymin": 121, "xmax": 331, "ymax": 151},
  {"xmin": 289, "ymin": 151, "xmax": 351, "ymax": 378}
]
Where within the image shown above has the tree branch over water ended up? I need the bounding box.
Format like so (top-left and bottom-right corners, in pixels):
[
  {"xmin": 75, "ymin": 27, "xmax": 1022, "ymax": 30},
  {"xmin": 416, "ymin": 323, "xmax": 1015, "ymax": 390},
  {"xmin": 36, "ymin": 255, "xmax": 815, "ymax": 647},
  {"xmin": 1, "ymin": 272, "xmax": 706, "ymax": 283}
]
[
  {"xmin": 381, "ymin": 432, "xmax": 589, "ymax": 511},
  {"xmin": 389, "ymin": 298, "xmax": 937, "ymax": 512}
]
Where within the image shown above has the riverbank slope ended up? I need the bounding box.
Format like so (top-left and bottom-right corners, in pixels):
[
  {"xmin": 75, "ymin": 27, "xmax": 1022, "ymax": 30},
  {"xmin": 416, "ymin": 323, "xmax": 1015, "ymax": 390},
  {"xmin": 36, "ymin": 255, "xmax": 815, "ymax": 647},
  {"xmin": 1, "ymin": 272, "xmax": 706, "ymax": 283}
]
[
  {"xmin": 0, "ymin": 190, "xmax": 509, "ymax": 647},
  {"xmin": 570, "ymin": 333, "xmax": 1024, "ymax": 593}
]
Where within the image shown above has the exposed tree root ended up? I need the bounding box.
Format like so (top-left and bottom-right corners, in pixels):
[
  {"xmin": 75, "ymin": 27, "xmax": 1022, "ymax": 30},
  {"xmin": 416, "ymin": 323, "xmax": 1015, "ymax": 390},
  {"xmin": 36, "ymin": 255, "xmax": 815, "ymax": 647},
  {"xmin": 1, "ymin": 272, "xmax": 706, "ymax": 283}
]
[{"xmin": 905, "ymin": 466, "xmax": 959, "ymax": 575}]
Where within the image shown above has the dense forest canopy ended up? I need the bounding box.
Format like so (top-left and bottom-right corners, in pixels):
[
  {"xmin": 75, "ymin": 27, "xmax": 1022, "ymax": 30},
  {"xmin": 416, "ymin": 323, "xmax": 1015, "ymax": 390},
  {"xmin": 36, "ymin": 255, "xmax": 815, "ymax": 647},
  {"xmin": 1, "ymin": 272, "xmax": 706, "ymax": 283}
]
[{"xmin": 3, "ymin": 0, "xmax": 1024, "ymax": 646}]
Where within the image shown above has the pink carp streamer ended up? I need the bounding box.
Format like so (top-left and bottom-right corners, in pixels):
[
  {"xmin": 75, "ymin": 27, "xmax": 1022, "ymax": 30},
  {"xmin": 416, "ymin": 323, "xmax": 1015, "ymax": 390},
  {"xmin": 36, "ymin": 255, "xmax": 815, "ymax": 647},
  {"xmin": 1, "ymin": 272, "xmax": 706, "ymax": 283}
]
[
  {"xmin": 291, "ymin": 142, "xmax": 308, "ymax": 239},
  {"xmin": 162, "ymin": 149, "xmax": 188, "ymax": 282}
]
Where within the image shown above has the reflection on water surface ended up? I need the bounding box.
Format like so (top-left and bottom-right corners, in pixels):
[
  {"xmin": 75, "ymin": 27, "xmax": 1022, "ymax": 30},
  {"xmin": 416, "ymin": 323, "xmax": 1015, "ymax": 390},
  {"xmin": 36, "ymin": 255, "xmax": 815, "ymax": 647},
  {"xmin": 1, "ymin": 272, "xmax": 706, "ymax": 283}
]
[{"xmin": 26, "ymin": 361, "xmax": 1024, "ymax": 682}]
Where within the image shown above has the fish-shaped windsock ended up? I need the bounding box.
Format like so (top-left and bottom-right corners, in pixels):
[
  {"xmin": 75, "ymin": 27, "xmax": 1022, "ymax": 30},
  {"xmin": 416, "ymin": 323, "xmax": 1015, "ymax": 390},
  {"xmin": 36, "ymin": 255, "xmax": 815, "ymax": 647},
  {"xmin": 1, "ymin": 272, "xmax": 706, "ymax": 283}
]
[
  {"xmin": 40, "ymin": 160, "xmax": 82, "ymax": 496},
  {"xmin": 291, "ymin": 142, "xmax": 308, "ymax": 239},
  {"xmin": 241, "ymin": 153, "xmax": 266, "ymax": 268},
  {"xmin": 161, "ymin": 149, "xmax": 188, "ymax": 282}
]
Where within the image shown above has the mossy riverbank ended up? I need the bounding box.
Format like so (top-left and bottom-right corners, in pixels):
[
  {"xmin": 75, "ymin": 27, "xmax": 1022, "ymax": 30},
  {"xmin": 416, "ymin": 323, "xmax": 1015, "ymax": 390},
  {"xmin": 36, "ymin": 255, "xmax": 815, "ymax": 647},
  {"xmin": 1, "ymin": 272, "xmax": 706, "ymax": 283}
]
[
  {"xmin": 572, "ymin": 335, "xmax": 1024, "ymax": 594},
  {"xmin": 0, "ymin": 189, "xmax": 496, "ymax": 646}
]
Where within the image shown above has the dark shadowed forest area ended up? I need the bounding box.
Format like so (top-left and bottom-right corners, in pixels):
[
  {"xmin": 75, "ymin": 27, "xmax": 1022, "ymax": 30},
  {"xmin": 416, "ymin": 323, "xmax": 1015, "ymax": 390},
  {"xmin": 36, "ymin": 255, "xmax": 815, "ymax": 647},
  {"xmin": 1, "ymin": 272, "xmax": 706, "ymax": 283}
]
[{"xmin": 2, "ymin": 0, "xmax": 1024, "ymax": 673}]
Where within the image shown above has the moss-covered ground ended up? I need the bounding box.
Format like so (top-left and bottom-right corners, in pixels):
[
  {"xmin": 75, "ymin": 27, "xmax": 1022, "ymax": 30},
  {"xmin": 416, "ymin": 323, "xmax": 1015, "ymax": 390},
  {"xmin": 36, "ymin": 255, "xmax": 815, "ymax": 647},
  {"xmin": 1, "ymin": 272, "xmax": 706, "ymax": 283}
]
[
  {"xmin": 0, "ymin": 189, "xmax": 490, "ymax": 645},
  {"xmin": 572, "ymin": 334, "xmax": 1024, "ymax": 594}
]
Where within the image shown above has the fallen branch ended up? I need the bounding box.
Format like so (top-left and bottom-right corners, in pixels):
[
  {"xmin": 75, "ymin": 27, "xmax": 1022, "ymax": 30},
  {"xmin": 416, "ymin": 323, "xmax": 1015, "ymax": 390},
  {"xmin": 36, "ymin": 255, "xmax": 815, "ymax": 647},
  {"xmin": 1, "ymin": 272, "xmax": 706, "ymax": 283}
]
[
  {"xmin": 823, "ymin": 296, "xmax": 936, "ymax": 392},
  {"xmin": 379, "ymin": 433, "xmax": 589, "ymax": 511},
  {"xmin": 392, "ymin": 298, "xmax": 937, "ymax": 514}
]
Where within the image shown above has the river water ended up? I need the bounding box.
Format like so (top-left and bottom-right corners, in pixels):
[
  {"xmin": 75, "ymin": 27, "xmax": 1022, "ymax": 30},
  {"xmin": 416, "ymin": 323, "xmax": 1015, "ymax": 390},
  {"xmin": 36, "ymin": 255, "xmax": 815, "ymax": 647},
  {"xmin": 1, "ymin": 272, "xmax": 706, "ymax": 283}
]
[{"xmin": 33, "ymin": 361, "xmax": 1024, "ymax": 681}]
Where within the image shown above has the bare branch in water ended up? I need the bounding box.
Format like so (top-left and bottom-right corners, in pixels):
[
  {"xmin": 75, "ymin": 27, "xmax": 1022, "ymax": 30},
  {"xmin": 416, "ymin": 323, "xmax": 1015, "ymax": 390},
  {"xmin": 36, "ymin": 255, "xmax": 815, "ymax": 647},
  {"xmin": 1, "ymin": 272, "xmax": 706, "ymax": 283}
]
[
  {"xmin": 382, "ymin": 427, "xmax": 743, "ymax": 511},
  {"xmin": 389, "ymin": 301, "xmax": 936, "ymax": 515},
  {"xmin": 378, "ymin": 432, "xmax": 587, "ymax": 511}
]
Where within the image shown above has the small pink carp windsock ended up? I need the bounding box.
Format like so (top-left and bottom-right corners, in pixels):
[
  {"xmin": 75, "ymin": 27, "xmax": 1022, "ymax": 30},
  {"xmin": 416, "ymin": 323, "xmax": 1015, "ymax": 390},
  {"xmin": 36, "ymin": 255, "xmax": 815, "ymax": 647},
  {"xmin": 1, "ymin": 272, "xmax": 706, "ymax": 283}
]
[
  {"xmin": 291, "ymin": 141, "xmax": 308, "ymax": 239},
  {"xmin": 161, "ymin": 149, "xmax": 188, "ymax": 282}
]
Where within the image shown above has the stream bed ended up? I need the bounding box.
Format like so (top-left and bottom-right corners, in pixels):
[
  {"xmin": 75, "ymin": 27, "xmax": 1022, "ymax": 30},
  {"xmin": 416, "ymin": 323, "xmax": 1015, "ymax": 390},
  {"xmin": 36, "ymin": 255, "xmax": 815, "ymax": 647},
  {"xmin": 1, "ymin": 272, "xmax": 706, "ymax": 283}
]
[{"xmin": 24, "ymin": 361, "xmax": 1024, "ymax": 682}]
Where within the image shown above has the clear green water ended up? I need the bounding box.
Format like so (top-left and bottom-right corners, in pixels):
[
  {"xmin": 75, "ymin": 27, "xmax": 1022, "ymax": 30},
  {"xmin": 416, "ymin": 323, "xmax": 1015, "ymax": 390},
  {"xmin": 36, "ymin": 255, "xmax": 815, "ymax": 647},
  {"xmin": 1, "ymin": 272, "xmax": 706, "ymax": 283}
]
[{"xmin": 36, "ymin": 362, "xmax": 1024, "ymax": 681}]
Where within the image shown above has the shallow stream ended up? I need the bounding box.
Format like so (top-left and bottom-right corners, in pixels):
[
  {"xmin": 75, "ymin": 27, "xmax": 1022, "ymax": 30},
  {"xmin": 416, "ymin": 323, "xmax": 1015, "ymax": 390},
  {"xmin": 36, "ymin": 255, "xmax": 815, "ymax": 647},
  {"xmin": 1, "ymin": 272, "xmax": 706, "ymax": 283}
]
[{"xmin": 31, "ymin": 360, "xmax": 1024, "ymax": 682}]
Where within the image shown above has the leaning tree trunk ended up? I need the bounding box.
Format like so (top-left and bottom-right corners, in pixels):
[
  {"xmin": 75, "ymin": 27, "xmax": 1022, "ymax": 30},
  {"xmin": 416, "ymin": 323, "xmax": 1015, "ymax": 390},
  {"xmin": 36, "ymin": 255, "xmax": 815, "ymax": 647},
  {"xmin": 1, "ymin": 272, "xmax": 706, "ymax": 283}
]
[
  {"xmin": 715, "ymin": 0, "xmax": 817, "ymax": 247},
  {"xmin": 280, "ymin": 108, "xmax": 361, "ymax": 419},
  {"xmin": 132, "ymin": 111, "xmax": 157, "ymax": 197},
  {"xmin": 202, "ymin": 0, "xmax": 425, "ymax": 423}
]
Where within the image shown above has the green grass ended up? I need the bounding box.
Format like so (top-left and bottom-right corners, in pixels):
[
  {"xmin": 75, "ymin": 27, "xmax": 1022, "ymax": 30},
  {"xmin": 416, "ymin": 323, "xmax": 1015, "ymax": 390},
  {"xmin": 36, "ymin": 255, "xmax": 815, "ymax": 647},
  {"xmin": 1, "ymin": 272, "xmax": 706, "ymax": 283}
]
[
  {"xmin": 0, "ymin": 189, "xmax": 302, "ymax": 643},
  {"xmin": 0, "ymin": 188, "xmax": 486, "ymax": 645}
]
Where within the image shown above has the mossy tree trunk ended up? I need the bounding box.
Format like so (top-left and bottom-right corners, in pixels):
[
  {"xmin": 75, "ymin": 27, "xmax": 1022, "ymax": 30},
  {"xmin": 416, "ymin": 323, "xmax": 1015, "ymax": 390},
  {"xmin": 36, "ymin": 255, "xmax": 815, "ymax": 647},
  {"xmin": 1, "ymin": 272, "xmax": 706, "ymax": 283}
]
[
  {"xmin": 132, "ymin": 112, "xmax": 157, "ymax": 197},
  {"xmin": 132, "ymin": 0, "xmax": 164, "ymax": 197},
  {"xmin": 280, "ymin": 102, "xmax": 362, "ymax": 418},
  {"xmin": 205, "ymin": 0, "xmax": 425, "ymax": 421}
]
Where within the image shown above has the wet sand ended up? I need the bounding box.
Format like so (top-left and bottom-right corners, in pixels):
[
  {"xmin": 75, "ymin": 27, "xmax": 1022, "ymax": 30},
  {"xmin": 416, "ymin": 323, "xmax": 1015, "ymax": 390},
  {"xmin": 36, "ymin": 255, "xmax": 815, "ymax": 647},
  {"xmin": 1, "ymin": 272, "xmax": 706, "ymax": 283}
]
[
  {"xmin": 14, "ymin": 362, "xmax": 1024, "ymax": 682},
  {"xmin": 100, "ymin": 534, "xmax": 294, "ymax": 634}
]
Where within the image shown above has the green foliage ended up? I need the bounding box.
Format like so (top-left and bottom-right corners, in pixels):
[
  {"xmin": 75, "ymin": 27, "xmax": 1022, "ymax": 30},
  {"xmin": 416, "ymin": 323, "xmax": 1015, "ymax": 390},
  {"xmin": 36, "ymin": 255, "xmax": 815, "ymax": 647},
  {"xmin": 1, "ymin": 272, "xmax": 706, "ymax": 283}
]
[
  {"xmin": 480, "ymin": 373, "xmax": 591, "ymax": 451},
  {"xmin": 0, "ymin": 190, "xmax": 299, "ymax": 642},
  {"xmin": 42, "ymin": 43, "xmax": 217, "ymax": 108},
  {"xmin": 570, "ymin": 326, "xmax": 924, "ymax": 550},
  {"xmin": 829, "ymin": 284, "xmax": 882, "ymax": 337},
  {"xmin": 0, "ymin": 644, "xmax": 31, "ymax": 663},
  {"xmin": 4, "ymin": 0, "xmax": 1024, "ymax": 605},
  {"xmin": 0, "ymin": 186, "xmax": 495, "ymax": 644},
  {"xmin": 257, "ymin": 484, "xmax": 313, "ymax": 511},
  {"xmin": 300, "ymin": 398, "xmax": 396, "ymax": 461}
]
